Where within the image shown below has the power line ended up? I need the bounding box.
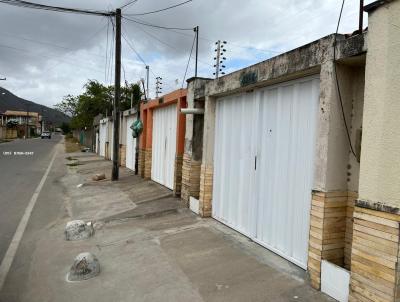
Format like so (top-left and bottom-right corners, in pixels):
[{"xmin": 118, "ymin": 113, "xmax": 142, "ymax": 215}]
[
  {"xmin": 333, "ymin": 0, "xmax": 358, "ymax": 160},
  {"xmin": 122, "ymin": 16, "xmax": 193, "ymax": 31},
  {"xmin": 120, "ymin": 25, "xmax": 178, "ymax": 96},
  {"xmin": 125, "ymin": 0, "xmax": 192, "ymax": 16},
  {"xmin": 120, "ymin": 0, "xmax": 139, "ymax": 9},
  {"xmin": 128, "ymin": 21, "xmax": 180, "ymax": 51},
  {"xmin": 121, "ymin": 28, "xmax": 147, "ymax": 65},
  {"xmin": 123, "ymin": 17, "xmax": 281, "ymax": 56},
  {"xmin": 44, "ymin": 18, "xmax": 108, "ymax": 73},
  {"xmin": 0, "ymin": 0, "xmax": 113, "ymax": 16},
  {"xmin": 123, "ymin": 20, "xmax": 214, "ymax": 69},
  {"xmin": 181, "ymin": 34, "xmax": 196, "ymax": 88},
  {"xmin": 0, "ymin": 43, "xmax": 106, "ymax": 74}
]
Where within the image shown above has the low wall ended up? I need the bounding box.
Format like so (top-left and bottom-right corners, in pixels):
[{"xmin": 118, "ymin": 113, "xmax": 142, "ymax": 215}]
[
  {"xmin": 1, "ymin": 128, "xmax": 18, "ymax": 139},
  {"xmin": 73, "ymin": 129, "xmax": 94, "ymax": 150}
]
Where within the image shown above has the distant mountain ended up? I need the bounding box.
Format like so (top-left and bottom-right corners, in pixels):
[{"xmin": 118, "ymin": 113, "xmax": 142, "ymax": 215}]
[{"xmin": 0, "ymin": 87, "xmax": 70, "ymax": 126}]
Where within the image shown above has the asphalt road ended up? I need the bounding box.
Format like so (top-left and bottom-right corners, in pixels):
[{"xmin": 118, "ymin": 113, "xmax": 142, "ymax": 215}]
[{"xmin": 0, "ymin": 134, "xmax": 62, "ymax": 265}]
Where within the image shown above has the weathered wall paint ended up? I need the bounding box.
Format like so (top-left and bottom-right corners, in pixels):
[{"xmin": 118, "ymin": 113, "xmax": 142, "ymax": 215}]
[{"xmin": 359, "ymin": 0, "xmax": 400, "ymax": 207}]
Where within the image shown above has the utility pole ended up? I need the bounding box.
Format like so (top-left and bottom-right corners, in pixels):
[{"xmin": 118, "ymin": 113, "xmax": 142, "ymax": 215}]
[
  {"xmin": 112, "ymin": 8, "xmax": 121, "ymax": 181},
  {"xmin": 25, "ymin": 104, "xmax": 29, "ymax": 139},
  {"xmin": 194, "ymin": 26, "xmax": 199, "ymax": 77},
  {"xmin": 145, "ymin": 65, "xmax": 149, "ymax": 99},
  {"xmin": 156, "ymin": 77, "xmax": 162, "ymax": 98},
  {"xmin": 359, "ymin": 0, "xmax": 364, "ymax": 33}
]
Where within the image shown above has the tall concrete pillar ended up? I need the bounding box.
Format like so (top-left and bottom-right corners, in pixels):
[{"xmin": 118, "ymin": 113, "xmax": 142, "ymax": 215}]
[{"xmin": 198, "ymin": 95, "xmax": 216, "ymax": 217}]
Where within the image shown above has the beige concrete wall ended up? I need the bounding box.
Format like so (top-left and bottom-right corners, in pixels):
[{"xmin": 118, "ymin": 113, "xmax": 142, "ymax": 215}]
[
  {"xmin": 120, "ymin": 115, "xmax": 127, "ymax": 145},
  {"xmin": 313, "ymin": 61, "xmax": 365, "ymax": 193},
  {"xmin": 359, "ymin": 0, "xmax": 400, "ymax": 207},
  {"xmin": 347, "ymin": 66, "xmax": 365, "ymax": 192}
]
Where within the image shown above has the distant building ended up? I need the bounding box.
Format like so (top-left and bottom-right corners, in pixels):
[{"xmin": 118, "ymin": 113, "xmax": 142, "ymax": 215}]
[
  {"xmin": 4, "ymin": 110, "xmax": 42, "ymax": 137},
  {"xmin": 0, "ymin": 111, "xmax": 5, "ymax": 126}
]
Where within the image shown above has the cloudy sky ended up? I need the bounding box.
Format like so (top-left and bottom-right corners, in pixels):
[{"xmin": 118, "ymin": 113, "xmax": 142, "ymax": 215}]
[{"xmin": 0, "ymin": 0, "xmax": 373, "ymax": 108}]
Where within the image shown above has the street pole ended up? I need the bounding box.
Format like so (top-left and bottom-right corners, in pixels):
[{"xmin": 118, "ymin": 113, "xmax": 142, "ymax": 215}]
[
  {"xmin": 359, "ymin": 0, "xmax": 364, "ymax": 33},
  {"xmin": 194, "ymin": 26, "xmax": 199, "ymax": 77},
  {"xmin": 145, "ymin": 65, "xmax": 149, "ymax": 99},
  {"xmin": 112, "ymin": 8, "xmax": 121, "ymax": 181},
  {"xmin": 25, "ymin": 105, "xmax": 29, "ymax": 139}
]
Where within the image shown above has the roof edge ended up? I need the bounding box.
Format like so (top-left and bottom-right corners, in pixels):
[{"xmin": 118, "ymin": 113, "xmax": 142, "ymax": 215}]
[{"xmin": 364, "ymin": 0, "xmax": 392, "ymax": 12}]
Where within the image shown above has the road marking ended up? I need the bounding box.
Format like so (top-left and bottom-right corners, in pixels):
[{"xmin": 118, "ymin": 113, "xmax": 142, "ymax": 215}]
[{"xmin": 0, "ymin": 149, "xmax": 58, "ymax": 291}]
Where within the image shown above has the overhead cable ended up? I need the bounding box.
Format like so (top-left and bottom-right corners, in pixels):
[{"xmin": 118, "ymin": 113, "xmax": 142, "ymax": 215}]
[
  {"xmin": 333, "ymin": 0, "xmax": 358, "ymax": 160},
  {"xmin": 125, "ymin": 0, "xmax": 192, "ymax": 16},
  {"xmin": 121, "ymin": 29, "xmax": 147, "ymax": 66},
  {"xmin": 0, "ymin": 0, "xmax": 113, "ymax": 16},
  {"xmin": 120, "ymin": 0, "xmax": 139, "ymax": 9},
  {"xmin": 181, "ymin": 34, "xmax": 196, "ymax": 88},
  {"xmin": 122, "ymin": 16, "xmax": 193, "ymax": 31}
]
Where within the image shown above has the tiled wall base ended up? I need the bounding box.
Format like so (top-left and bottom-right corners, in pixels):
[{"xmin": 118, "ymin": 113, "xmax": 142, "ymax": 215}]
[
  {"xmin": 138, "ymin": 148, "xmax": 145, "ymax": 177},
  {"xmin": 199, "ymin": 164, "xmax": 213, "ymax": 217},
  {"xmin": 349, "ymin": 204, "xmax": 400, "ymax": 302},
  {"xmin": 173, "ymin": 155, "xmax": 183, "ymax": 196},
  {"xmin": 120, "ymin": 144, "xmax": 126, "ymax": 167},
  {"xmin": 308, "ymin": 191, "xmax": 356, "ymax": 289},
  {"xmin": 143, "ymin": 149, "xmax": 152, "ymax": 179},
  {"xmin": 181, "ymin": 153, "xmax": 201, "ymax": 205}
]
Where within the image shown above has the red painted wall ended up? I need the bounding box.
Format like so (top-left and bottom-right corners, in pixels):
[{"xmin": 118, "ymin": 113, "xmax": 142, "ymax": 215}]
[{"xmin": 139, "ymin": 89, "xmax": 187, "ymax": 157}]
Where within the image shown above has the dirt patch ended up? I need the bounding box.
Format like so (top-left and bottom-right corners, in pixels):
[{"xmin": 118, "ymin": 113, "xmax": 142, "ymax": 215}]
[{"xmin": 65, "ymin": 137, "xmax": 81, "ymax": 153}]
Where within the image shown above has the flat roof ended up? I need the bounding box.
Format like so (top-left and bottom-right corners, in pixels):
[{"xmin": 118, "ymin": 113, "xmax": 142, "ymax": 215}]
[{"xmin": 5, "ymin": 110, "xmax": 39, "ymax": 117}]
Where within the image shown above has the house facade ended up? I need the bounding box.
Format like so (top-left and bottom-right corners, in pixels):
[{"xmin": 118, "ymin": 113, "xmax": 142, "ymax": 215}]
[
  {"xmin": 4, "ymin": 110, "xmax": 42, "ymax": 137},
  {"xmin": 138, "ymin": 89, "xmax": 187, "ymax": 195},
  {"xmin": 95, "ymin": 1, "xmax": 399, "ymax": 300},
  {"xmin": 178, "ymin": 1, "xmax": 400, "ymax": 300}
]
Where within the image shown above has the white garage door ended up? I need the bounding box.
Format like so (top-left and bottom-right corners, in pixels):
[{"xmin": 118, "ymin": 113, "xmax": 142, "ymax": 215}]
[
  {"xmin": 126, "ymin": 115, "xmax": 137, "ymax": 171},
  {"xmin": 212, "ymin": 76, "xmax": 319, "ymax": 268},
  {"xmin": 99, "ymin": 122, "xmax": 107, "ymax": 157},
  {"xmin": 151, "ymin": 104, "xmax": 177, "ymax": 189}
]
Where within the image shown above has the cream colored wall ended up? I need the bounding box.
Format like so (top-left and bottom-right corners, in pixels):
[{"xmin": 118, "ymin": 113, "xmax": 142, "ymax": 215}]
[
  {"xmin": 120, "ymin": 115, "xmax": 127, "ymax": 145},
  {"xmin": 347, "ymin": 66, "xmax": 365, "ymax": 192},
  {"xmin": 359, "ymin": 0, "xmax": 400, "ymax": 207},
  {"xmin": 313, "ymin": 61, "xmax": 365, "ymax": 193}
]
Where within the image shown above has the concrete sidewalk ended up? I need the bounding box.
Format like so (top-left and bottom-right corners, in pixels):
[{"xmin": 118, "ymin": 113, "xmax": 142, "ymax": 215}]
[{"xmin": 0, "ymin": 151, "xmax": 333, "ymax": 302}]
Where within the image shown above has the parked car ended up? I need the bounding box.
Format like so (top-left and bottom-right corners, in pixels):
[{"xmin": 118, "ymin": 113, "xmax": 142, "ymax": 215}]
[{"xmin": 41, "ymin": 131, "xmax": 51, "ymax": 139}]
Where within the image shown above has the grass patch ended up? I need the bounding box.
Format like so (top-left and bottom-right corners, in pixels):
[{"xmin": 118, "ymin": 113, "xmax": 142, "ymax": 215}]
[
  {"xmin": 66, "ymin": 156, "xmax": 77, "ymax": 161},
  {"xmin": 65, "ymin": 137, "xmax": 81, "ymax": 153}
]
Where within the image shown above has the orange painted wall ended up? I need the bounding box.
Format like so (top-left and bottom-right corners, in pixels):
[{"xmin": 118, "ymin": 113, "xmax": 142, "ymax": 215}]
[{"xmin": 139, "ymin": 89, "xmax": 187, "ymax": 156}]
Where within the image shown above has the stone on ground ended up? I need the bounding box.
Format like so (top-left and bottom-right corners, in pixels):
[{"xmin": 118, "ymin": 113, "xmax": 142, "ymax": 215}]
[
  {"xmin": 68, "ymin": 252, "xmax": 100, "ymax": 281},
  {"xmin": 65, "ymin": 220, "xmax": 94, "ymax": 241},
  {"xmin": 92, "ymin": 173, "xmax": 106, "ymax": 181}
]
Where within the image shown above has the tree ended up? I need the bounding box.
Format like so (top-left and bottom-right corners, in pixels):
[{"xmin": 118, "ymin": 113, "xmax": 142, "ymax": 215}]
[
  {"xmin": 121, "ymin": 83, "xmax": 142, "ymax": 111},
  {"xmin": 6, "ymin": 120, "xmax": 18, "ymax": 128},
  {"xmin": 54, "ymin": 80, "xmax": 143, "ymax": 130},
  {"xmin": 60, "ymin": 122, "xmax": 71, "ymax": 134},
  {"xmin": 54, "ymin": 94, "xmax": 78, "ymax": 117}
]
